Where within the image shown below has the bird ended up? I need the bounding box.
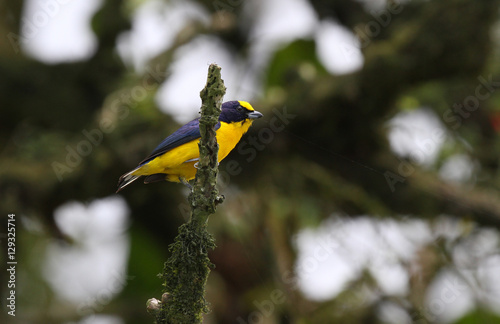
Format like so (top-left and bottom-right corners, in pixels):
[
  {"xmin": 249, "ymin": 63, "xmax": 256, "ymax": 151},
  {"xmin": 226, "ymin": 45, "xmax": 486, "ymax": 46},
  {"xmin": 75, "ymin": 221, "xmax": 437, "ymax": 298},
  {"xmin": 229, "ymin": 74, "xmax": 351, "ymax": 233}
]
[{"xmin": 116, "ymin": 101, "xmax": 263, "ymax": 192}]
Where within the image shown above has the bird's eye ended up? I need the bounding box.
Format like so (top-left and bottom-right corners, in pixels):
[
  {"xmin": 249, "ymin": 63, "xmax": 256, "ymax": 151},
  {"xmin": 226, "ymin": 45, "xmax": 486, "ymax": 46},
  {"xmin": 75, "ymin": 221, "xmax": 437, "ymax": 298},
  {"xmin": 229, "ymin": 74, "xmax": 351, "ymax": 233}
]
[{"xmin": 237, "ymin": 106, "xmax": 244, "ymax": 112}]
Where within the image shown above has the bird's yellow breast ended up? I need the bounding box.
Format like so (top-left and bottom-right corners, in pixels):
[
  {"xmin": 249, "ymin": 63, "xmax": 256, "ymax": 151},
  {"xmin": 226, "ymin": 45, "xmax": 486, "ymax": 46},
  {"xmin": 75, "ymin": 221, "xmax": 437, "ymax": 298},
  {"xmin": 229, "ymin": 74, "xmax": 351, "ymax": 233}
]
[
  {"xmin": 216, "ymin": 119, "xmax": 253, "ymax": 160},
  {"xmin": 134, "ymin": 120, "xmax": 253, "ymax": 182}
]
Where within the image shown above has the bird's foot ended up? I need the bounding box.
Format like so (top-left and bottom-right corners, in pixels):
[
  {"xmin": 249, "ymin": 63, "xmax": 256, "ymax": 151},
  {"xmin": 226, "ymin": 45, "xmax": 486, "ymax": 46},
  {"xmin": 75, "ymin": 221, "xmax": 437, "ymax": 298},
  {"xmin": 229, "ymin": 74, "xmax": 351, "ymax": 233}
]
[{"xmin": 179, "ymin": 177, "xmax": 193, "ymax": 189}]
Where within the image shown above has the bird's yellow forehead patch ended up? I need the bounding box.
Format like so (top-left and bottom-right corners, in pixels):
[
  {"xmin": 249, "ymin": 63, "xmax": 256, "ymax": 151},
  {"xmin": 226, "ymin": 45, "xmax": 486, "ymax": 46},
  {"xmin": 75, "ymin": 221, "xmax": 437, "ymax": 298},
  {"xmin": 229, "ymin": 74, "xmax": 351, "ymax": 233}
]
[{"xmin": 238, "ymin": 101, "xmax": 255, "ymax": 111}]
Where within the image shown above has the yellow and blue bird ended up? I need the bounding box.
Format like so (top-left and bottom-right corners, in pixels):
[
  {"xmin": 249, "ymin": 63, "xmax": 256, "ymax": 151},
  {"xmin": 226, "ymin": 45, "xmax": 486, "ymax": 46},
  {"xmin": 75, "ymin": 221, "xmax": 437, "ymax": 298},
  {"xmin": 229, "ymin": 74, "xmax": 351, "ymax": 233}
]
[{"xmin": 117, "ymin": 101, "xmax": 262, "ymax": 192}]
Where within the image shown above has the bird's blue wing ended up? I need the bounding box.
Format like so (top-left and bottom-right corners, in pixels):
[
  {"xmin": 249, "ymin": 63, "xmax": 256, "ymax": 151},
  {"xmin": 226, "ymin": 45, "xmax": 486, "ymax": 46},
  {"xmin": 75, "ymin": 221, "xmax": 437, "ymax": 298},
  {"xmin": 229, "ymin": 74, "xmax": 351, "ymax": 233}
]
[{"xmin": 139, "ymin": 118, "xmax": 220, "ymax": 165}]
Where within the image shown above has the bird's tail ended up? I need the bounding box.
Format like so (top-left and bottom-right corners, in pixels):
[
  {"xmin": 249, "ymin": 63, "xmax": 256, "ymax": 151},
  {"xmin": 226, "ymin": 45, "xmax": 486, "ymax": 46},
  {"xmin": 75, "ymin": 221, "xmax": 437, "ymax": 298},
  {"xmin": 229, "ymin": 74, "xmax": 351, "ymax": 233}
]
[{"xmin": 116, "ymin": 168, "xmax": 141, "ymax": 193}]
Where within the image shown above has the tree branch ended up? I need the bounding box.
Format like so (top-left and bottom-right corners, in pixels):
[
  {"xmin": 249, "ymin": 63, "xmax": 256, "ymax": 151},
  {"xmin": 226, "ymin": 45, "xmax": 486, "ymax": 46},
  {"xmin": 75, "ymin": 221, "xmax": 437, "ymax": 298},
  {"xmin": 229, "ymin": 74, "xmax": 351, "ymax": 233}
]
[{"xmin": 148, "ymin": 64, "xmax": 226, "ymax": 324}]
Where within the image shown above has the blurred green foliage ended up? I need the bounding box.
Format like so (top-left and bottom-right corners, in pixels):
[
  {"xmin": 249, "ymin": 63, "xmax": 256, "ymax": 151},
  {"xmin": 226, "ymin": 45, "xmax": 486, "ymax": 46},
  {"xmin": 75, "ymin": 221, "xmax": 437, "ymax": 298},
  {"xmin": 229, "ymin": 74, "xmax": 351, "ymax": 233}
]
[{"xmin": 2, "ymin": 0, "xmax": 500, "ymax": 323}]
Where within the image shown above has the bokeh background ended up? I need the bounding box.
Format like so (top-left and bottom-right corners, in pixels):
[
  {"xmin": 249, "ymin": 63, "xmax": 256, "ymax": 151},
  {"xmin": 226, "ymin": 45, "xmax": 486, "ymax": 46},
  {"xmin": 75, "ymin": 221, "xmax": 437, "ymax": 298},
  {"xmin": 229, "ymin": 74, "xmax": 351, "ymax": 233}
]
[{"xmin": 2, "ymin": 0, "xmax": 500, "ymax": 323}]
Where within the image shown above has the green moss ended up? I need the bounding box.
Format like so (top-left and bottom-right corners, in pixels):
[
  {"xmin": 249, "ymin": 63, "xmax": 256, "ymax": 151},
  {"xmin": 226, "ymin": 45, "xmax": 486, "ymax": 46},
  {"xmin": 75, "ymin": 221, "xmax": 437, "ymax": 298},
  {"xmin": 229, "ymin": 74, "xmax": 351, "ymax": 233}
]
[
  {"xmin": 159, "ymin": 222, "xmax": 216, "ymax": 323},
  {"xmin": 154, "ymin": 64, "xmax": 225, "ymax": 324}
]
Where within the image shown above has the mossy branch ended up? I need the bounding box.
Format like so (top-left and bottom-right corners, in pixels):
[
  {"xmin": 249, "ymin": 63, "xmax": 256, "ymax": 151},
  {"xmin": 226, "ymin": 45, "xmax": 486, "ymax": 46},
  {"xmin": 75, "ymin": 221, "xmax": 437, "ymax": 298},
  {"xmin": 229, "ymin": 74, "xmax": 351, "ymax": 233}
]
[{"xmin": 148, "ymin": 64, "xmax": 226, "ymax": 324}]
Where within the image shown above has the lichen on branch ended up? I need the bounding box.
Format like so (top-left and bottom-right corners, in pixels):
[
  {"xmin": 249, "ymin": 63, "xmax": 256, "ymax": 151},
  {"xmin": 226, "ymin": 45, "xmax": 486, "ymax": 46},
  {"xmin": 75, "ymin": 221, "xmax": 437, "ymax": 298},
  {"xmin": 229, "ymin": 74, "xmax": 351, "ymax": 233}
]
[{"xmin": 153, "ymin": 64, "xmax": 226, "ymax": 324}]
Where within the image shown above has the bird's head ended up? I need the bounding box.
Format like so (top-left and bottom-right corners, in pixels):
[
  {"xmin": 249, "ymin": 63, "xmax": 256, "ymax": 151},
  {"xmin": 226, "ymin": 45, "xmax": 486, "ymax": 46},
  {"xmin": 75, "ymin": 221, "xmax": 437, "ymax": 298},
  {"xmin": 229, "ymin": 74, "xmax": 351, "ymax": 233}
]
[{"xmin": 219, "ymin": 101, "xmax": 263, "ymax": 124}]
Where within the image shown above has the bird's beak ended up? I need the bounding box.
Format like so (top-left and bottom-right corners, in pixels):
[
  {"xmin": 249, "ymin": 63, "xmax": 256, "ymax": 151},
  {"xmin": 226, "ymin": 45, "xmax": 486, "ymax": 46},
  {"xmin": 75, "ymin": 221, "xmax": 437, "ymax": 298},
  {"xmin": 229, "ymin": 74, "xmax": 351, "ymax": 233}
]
[{"xmin": 247, "ymin": 111, "xmax": 263, "ymax": 119}]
